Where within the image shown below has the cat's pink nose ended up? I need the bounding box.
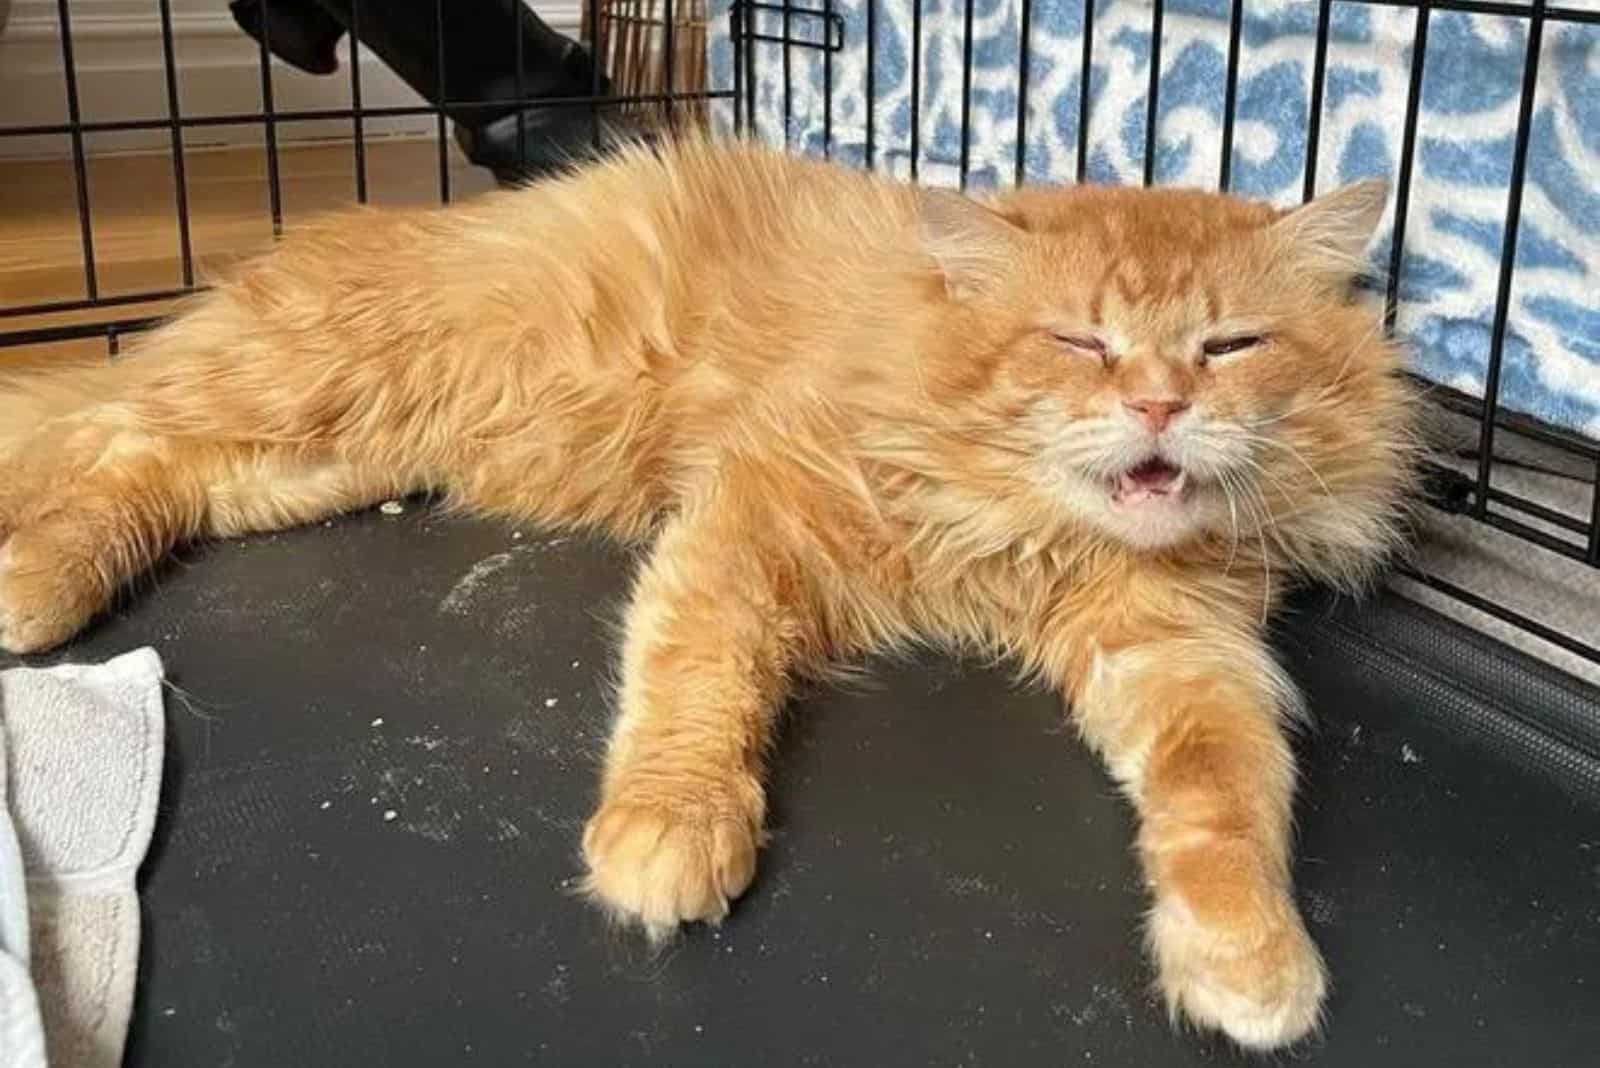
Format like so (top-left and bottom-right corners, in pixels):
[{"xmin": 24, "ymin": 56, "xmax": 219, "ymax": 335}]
[{"xmin": 1124, "ymin": 398, "xmax": 1190, "ymax": 434}]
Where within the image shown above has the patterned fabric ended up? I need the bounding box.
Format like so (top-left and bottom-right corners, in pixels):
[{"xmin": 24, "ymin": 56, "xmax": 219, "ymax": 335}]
[{"xmin": 709, "ymin": 0, "xmax": 1600, "ymax": 439}]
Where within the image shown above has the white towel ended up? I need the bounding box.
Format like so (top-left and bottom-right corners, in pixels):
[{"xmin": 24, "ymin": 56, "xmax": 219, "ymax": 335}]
[
  {"xmin": 0, "ymin": 705, "xmax": 45, "ymax": 1068},
  {"xmin": 0, "ymin": 648, "xmax": 166, "ymax": 1068}
]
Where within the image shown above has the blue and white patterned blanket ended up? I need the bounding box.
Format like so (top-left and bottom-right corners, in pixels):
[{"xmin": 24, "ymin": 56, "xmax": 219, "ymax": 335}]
[{"xmin": 708, "ymin": 0, "xmax": 1600, "ymax": 439}]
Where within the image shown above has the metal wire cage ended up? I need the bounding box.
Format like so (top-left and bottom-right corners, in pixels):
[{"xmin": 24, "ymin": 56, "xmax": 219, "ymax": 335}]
[
  {"xmin": 591, "ymin": 0, "xmax": 713, "ymax": 123},
  {"xmin": 1, "ymin": 0, "xmax": 1596, "ymax": 666}
]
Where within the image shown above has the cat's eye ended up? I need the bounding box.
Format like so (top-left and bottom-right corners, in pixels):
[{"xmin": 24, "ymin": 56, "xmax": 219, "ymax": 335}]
[
  {"xmin": 1201, "ymin": 335, "xmax": 1264, "ymax": 359},
  {"xmin": 1053, "ymin": 333, "xmax": 1108, "ymax": 360}
]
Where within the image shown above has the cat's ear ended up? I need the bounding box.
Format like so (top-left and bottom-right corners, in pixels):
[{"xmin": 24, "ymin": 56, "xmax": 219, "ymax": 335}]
[
  {"xmin": 1271, "ymin": 178, "xmax": 1389, "ymax": 280},
  {"xmin": 918, "ymin": 189, "xmax": 1022, "ymax": 299}
]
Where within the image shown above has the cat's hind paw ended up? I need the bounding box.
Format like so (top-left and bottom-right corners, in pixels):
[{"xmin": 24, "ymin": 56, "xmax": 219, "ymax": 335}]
[
  {"xmin": 580, "ymin": 797, "xmax": 760, "ymax": 939},
  {"xmin": 1150, "ymin": 896, "xmax": 1328, "ymax": 1052}
]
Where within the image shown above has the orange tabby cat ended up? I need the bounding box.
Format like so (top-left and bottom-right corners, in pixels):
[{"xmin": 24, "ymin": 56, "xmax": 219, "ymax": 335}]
[{"xmin": 0, "ymin": 138, "xmax": 1413, "ymax": 1049}]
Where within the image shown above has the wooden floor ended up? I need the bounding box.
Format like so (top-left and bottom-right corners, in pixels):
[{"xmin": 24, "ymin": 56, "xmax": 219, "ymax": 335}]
[{"xmin": 0, "ymin": 137, "xmax": 497, "ymax": 370}]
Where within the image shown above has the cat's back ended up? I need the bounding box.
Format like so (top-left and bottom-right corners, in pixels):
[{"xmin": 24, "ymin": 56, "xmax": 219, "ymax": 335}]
[
  {"xmin": 485, "ymin": 136, "xmax": 919, "ymax": 286},
  {"xmin": 449, "ymin": 138, "xmax": 931, "ymax": 389}
]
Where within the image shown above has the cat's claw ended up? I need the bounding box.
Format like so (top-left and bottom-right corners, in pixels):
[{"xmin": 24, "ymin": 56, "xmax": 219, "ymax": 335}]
[
  {"xmin": 1150, "ymin": 898, "xmax": 1328, "ymax": 1052},
  {"xmin": 581, "ymin": 798, "xmax": 760, "ymax": 939}
]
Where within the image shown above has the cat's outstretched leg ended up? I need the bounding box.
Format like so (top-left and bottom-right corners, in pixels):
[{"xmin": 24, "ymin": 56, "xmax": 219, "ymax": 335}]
[
  {"xmin": 0, "ymin": 411, "xmax": 402, "ymax": 653},
  {"xmin": 581, "ymin": 480, "xmax": 815, "ymax": 937},
  {"xmin": 1072, "ymin": 634, "xmax": 1326, "ymax": 1051}
]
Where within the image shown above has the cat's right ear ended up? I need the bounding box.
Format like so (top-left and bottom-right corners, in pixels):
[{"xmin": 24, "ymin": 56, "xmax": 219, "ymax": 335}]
[{"xmin": 918, "ymin": 189, "xmax": 1021, "ymax": 300}]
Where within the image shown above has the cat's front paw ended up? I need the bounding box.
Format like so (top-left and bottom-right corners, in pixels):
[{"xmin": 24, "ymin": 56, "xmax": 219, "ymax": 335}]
[
  {"xmin": 0, "ymin": 531, "xmax": 105, "ymax": 654},
  {"xmin": 581, "ymin": 793, "xmax": 761, "ymax": 938},
  {"xmin": 1150, "ymin": 894, "xmax": 1328, "ymax": 1051}
]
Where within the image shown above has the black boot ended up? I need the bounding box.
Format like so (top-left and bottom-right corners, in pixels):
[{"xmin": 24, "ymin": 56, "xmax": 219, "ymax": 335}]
[
  {"xmin": 300, "ymin": 0, "xmax": 647, "ymax": 184},
  {"xmin": 229, "ymin": 0, "xmax": 345, "ymax": 76},
  {"xmin": 454, "ymin": 108, "xmax": 649, "ymax": 187}
]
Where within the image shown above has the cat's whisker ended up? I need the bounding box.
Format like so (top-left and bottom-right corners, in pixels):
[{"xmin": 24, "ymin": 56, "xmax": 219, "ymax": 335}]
[
  {"xmin": 1198, "ymin": 424, "xmax": 1336, "ymax": 506},
  {"xmin": 1222, "ymin": 452, "xmax": 1299, "ymax": 521},
  {"xmin": 1042, "ymin": 436, "xmax": 1130, "ymax": 462},
  {"xmin": 1215, "ymin": 468, "xmax": 1243, "ymax": 576},
  {"xmin": 1049, "ymin": 432, "xmax": 1128, "ymax": 456},
  {"xmin": 1234, "ymin": 482, "xmax": 1275, "ymax": 626},
  {"xmin": 1250, "ymin": 437, "xmax": 1336, "ymax": 502}
]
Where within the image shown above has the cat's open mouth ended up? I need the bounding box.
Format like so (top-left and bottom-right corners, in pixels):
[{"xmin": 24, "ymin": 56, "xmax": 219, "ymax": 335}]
[{"xmin": 1110, "ymin": 457, "xmax": 1188, "ymax": 507}]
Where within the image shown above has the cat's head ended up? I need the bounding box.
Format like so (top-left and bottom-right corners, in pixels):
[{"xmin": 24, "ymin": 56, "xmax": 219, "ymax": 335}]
[{"xmin": 912, "ymin": 179, "xmax": 1415, "ymax": 582}]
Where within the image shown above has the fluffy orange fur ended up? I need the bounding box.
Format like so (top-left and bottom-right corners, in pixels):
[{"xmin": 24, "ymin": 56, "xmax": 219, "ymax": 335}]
[{"xmin": 0, "ymin": 138, "xmax": 1415, "ymax": 1050}]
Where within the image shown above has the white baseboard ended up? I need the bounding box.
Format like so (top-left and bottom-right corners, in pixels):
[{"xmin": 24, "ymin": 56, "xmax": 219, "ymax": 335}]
[{"xmin": 0, "ymin": 0, "xmax": 582, "ymax": 159}]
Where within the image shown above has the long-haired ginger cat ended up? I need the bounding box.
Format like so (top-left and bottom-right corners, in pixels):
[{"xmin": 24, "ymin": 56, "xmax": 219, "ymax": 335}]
[{"xmin": 0, "ymin": 138, "xmax": 1412, "ymax": 1050}]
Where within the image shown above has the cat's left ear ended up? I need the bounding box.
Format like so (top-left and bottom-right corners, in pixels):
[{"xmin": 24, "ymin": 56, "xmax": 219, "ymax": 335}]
[
  {"xmin": 1270, "ymin": 178, "xmax": 1389, "ymax": 280},
  {"xmin": 919, "ymin": 189, "xmax": 1023, "ymax": 299}
]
